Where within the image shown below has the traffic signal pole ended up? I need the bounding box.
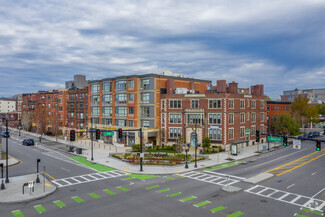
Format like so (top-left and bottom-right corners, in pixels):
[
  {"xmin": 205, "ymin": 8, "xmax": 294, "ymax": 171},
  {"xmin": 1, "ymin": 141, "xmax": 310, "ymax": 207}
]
[
  {"xmin": 140, "ymin": 127, "xmax": 143, "ymax": 172},
  {"xmin": 5, "ymin": 119, "xmax": 9, "ymax": 183}
]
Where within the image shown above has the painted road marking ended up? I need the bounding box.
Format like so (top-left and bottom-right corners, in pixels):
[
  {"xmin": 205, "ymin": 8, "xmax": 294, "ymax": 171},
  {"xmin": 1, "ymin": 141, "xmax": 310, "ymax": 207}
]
[
  {"xmin": 227, "ymin": 211, "xmax": 244, "ymax": 217},
  {"xmin": 53, "ymin": 200, "xmax": 66, "ymax": 208},
  {"xmin": 312, "ymin": 172, "xmax": 317, "ymax": 176},
  {"xmin": 124, "ymin": 170, "xmax": 131, "ymax": 172},
  {"xmin": 52, "ymin": 170, "xmax": 128, "ymax": 187},
  {"xmin": 294, "ymin": 214, "xmax": 308, "ymax": 217},
  {"xmin": 34, "ymin": 205, "xmax": 46, "ymax": 213},
  {"xmin": 89, "ymin": 193, "xmax": 101, "ymax": 199},
  {"xmin": 210, "ymin": 206, "xmax": 227, "ymax": 213},
  {"xmin": 45, "ymin": 183, "xmax": 52, "ymax": 187},
  {"xmin": 156, "ymin": 188, "xmax": 171, "ymax": 193},
  {"xmin": 12, "ymin": 210, "xmax": 24, "ymax": 217},
  {"xmin": 72, "ymin": 196, "xmax": 85, "ymax": 203},
  {"xmin": 164, "ymin": 176, "xmax": 175, "ymax": 180},
  {"xmin": 44, "ymin": 172, "xmax": 56, "ymax": 181},
  {"xmin": 146, "ymin": 185, "xmax": 160, "ymax": 189},
  {"xmin": 245, "ymin": 185, "xmax": 325, "ymax": 212},
  {"xmin": 117, "ymin": 186, "xmax": 129, "ymax": 191},
  {"xmin": 122, "ymin": 177, "xmax": 134, "ymax": 180},
  {"xmin": 103, "ymin": 189, "xmax": 116, "ymax": 195},
  {"xmin": 167, "ymin": 192, "xmax": 182, "ymax": 197},
  {"xmin": 194, "ymin": 201, "xmax": 211, "ymax": 207},
  {"xmin": 180, "ymin": 196, "xmax": 197, "ymax": 202},
  {"xmin": 301, "ymin": 207, "xmax": 324, "ymax": 216},
  {"xmin": 287, "ymin": 184, "xmax": 295, "ymax": 189},
  {"xmin": 181, "ymin": 171, "xmax": 240, "ymax": 187}
]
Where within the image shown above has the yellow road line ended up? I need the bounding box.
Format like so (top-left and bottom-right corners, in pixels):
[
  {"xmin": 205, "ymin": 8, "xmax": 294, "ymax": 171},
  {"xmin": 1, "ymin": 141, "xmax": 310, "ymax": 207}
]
[
  {"xmin": 8, "ymin": 154, "xmax": 22, "ymax": 168},
  {"xmin": 177, "ymin": 170, "xmax": 184, "ymax": 173},
  {"xmin": 124, "ymin": 170, "xmax": 131, "ymax": 172},
  {"xmin": 44, "ymin": 172, "xmax": 56, "ymax": 181},
  {"xmin": 265, "ymin": 151, "xmax": 321, "ymax": 173},
  {"xmin": 276, "ymin": 152, "xmax": 325, "ymax": 176}
]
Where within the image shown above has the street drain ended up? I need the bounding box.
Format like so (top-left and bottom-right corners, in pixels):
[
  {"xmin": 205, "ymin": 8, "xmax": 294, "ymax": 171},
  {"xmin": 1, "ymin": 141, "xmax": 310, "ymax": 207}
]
[{"xmin": 260, "ymin": 199, "xmax": 268, "ymax": 203}]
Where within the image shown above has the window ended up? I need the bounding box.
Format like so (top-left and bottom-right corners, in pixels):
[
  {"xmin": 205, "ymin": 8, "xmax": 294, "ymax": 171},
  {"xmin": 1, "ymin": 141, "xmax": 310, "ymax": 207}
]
[
  {"xmin": 191, "ymin": 100, "xmax": 199, "ymax": 108},
  {"xmin": 267, "ymin": 105, "xmax": 270, "ymax": 112},
  {"xmin": 70, "ymin": 112, "xmax": 74, "ymax": 118},
  {"xmin": 48, "ymin": 104, "xmax": 51, "ymax": 108},
  {"xmin": 129, "ymin": 107, "xmax": 134, "ymax": 115},
  {"xmin": 59, "ymin": 99, "xmax": 62, "ymax": 104},
  {"xmin": 251, "ymin": 125, "xmax": 256, "ymax": 136},
  {"xmin": 102, "ymin": 118, "xmax": 112, "ymax": 126},
  {"xmin": 229, "ymin": 113, "xmax": 234, "ymax": 124},
  {"xmin": 102, "ymin": 106, "xmax": 112, "ymax": 117},
  {"xmin": 92, "ymin": 118, "xmax": 100, "ymax": 124},
  {"xmin": 91, "ymin": 84, "xmax": 100, "ymax": 93},
  {"xmin": 115, "ymin": 106, "xmax": 127, "ymax": 117},
  {"xmin": 247, "ymin": 99, "xmax": 250, "ymax": 107},
  {"xmin": 209, "ymin": 128, "xmax": 221, "ymax": 140},
  {"xmin": 48, "ymin": 96, "xmax": 51, "ymax": 100},
  {"xmin": 91, "ymin": 95, "xmax": 100, "ymax": 105},
  {"xmin": 80, "ymin": 103, "xmax": 83, "ymax": 108},
  {"xmin": 91, "ymin": 106, "xmax": 99, "ymax": 116},
  {"xmin": 228, "ymin": 128, "xmax": 234, "ymax": 140},
  {"xmin": 103, "ymin": 82, "xmax": 112, "ymax": 92},
  {"xmin": 115, "ymin": 94, "xmax": 127, "ymax": 104},
  {"xmin": 48, "ymin": 112, "xmax": 51, "ymax": 116},
  {"xmin": 209, "ymin": 114, "xmax": 221, "ymax": 124},
  {"xmin": 128, "ymin": 80, "xmax": 134, "ymax": 89},
  {"xmin": 240, "ymin": 127, "xmax": 245, "ymax": 138},
  {"xmin": 141, "ymin": 79, "xmax": 150, "ymax": 90},
  {"xmin": 129, "ymin": 120, "xmax": 134, "ymax": 127},
  {"xmin": 261, "ymin": 112, "xmax": 265, "ymax": 122},
  {"xmin": 103, "ymin": 94, "xmax": 112, "ymax": 104},
  {"xmin": 229, "ymin": 100, "xmax": 234, "ymax": 109},
  {"xmin": 260, "ymin": 125, "xmax": 264, "ymax": 134},
  {"xmin": 240, "ymin": 113, "xmax": 245, "ymax": 123},
  {"xmin": 240, "ymin": 100, "xmax": 245, "ymax": 109},
  {"xmin": 169, "ymin": 113, "xmax": 181, "ymax": 124},
  {"xmin": 187, "ymin": 114, "xmax": 203, "ymax": 124},
  {"xmin": 252, "ymin": 112, "xmax": 256, "ymax": 122},
  {"xmin": 260, "ymin": 100, "xmax": 265, "ymax": 109},
  {"xmin": 59, "ymin": 114, "xmax": 63, "ymax": 120},
  {"xmin": 142, "ymin": 120, "xmax": 150, "ymax": 128},
  {"xmin": 169, "ymin": 128, "xmax": 181, "ymax": 138},
  {"xmin": 59, "ymin": 106, "xmax": 62, "ymax": 111},
  {"xmin": 247, "ymin": 112, "xmax": 250, "ymax": 121},
  {"xmin": 141, "ymin": 106, "xmax": 151, "ymax": 117},
  {"xmin": 141, "ymin": 93, "xmax": 150, "ymax": 104},
  {"xmin": 170, "ymin": 100, "xmax": 181, "ymax": 108},
  {"xmin": 128, "ymin": 93, "xmax": 134, "ymax": 102},
  {"xmin": 116, "ymin": 119, "xmax": 126, "ymax": 127},
  {"xmin": 116, "ymin": 80, "xmax": 127, "ymax": 91},
  {"xmin": 80, "ymin": 113, "xmax": 84, "ymax": 119},
  {"xmin": 209, "ymin": 100, "xmax": 221, "ymax": 108},
  {"xmin": 252, "ymin": 100, "xmax": 256, "ymax": 108}
]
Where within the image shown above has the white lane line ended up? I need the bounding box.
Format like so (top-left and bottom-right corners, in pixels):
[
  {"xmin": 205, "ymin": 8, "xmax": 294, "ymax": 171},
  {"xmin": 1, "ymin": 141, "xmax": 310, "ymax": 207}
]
[
  {"xmin": 61, "ymin": 167, "xmax": 71, "ymax": 172},
  {"xmin": 312, "ymin": 172, "xmax": 317, "ymax": 176},
  {"xmin": 287, "ymin": 184, "xmax": 295, "ymax": 189},
  {"xmin": 203, "ymin": 170, "xmax": 245, "ymax": 180},
  {"xmin": 312, "ymin": 187, "xmax": 325, "ymax": 198}
]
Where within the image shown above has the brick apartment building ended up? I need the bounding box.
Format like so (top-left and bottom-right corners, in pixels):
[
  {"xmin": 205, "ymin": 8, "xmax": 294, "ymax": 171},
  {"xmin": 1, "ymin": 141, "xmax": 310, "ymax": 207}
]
[
  {"xmin": 66, "ymin": 87, "xmax": 88, "ymax": 130},
  {"xmin": 161, "ymin": 80, "xmax": 267, "ymax": 149},
  {"xmin": 267, "ymin": 101, "xmax": 291, "ymax": 121},
  {"xmin": 88, "ymin": 73, "xmax": 211, "ymax": 146}
]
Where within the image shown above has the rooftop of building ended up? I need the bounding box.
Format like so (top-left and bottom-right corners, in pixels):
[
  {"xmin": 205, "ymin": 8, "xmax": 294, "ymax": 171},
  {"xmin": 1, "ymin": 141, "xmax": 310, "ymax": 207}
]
[{"xmin": 267, "ymin": 101, "xmax": 292, "ymax": 105}]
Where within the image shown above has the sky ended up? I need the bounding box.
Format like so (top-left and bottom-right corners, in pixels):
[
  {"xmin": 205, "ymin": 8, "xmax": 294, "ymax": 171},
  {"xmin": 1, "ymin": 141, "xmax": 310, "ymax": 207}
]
[{"xmin": 0, "ymin": 0, "xmax": 325, "ymax": 100}]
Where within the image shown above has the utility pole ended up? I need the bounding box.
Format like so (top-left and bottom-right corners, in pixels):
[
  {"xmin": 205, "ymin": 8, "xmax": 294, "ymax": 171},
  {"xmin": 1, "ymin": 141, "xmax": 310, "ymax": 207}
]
[
  {"xmin": 267, "ymin": 117, "xmax": 270, "ymax": 150},
  {"xmin": 91, "ymin": 117, "xmax": 94, "ymax": 161},
  {"xmin": 5, "ymin": 118, "xmax": 9, "ymax": 183},
  {"xmin": 140, "ymin": 127, "xmax": 143, "ymax": 172}
]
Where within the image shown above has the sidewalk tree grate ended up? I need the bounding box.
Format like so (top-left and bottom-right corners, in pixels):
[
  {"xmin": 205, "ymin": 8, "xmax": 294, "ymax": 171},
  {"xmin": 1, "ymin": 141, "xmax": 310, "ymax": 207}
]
[
  {"xmin": 164, "ymin": 176, "xmax": 175, "ymax": 180},
  {"xmin": 146, "ymin": 185, "xmax": 160, "ymax": 189},
  {"xmin": 72, "ymin": 196, "xmax": 85, "ymax": 203},
  {"xmin": 12, "ymin": 210, "xmax": 24, "ymax": 217},
  {"xmin": 89, "ymin": 193, "xmax": 101, "ymax": 199},
  {"xmin": 180, "ymin": 196, "xmax": 196, "ymax": 202},
  {"xmin": 167, "ymin": 192, "xmax": 182, "ymax": 197},
  {"xmin": 117, "ymin": 186, "xmax": 129, "ymax": 191},
  {"xmin": 156, "ymin": 188, "xmax": 171, "ymax": 193},
  {"xmin": 53, "ymin": 200, "xmax": 66, "ymax": 208},
  {"xmin": 103, "ymin": 189, "xmax": 116, "ymax": 195},
  {"xmin": 210, "ymin": 206, "xmax": 227, "ymax": 213},
  {"xmin": 194, "ymin": 201, "xmax": 211, "ymax": 207},
  {"xmin": 34, "ymin": 205, "xmax": 47, "ymax": 213},
  {"xmin": 227, "ymin": 211, "xmax": 244, "ymax": 217}
]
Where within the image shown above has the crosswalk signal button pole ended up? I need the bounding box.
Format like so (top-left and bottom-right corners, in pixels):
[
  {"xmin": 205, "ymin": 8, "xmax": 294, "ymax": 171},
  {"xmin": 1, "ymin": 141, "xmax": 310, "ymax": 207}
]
[{"xmin": 316, "ymin": 141, "xmax": 321, "ymax": 151}]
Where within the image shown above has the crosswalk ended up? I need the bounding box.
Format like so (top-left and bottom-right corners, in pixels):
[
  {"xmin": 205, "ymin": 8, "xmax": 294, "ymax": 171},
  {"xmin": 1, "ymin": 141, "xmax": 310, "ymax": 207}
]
[
  {"xmin": 245, "ymin": 185, "xmax": 325, "ymax": 212},
  {"xmin": 52, "ymin": 170, "xmax": 128, "ymax": 188},
  {"xmin": 180, "ymin": 171, "xmax": 242, "ymax": 187}
]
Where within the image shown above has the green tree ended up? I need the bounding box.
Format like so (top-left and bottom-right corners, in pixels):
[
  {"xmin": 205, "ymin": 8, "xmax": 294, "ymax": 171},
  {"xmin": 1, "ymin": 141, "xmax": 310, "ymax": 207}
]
[
  {"xmin": 271, "ymin": 114, "xmax": 300, "ymax": 135},
  {"xmin": 316, "ymin": 104, "xmax": 325, "ymax": 115},
  {"xmin": 291, "ymin": 95, "xmax": 319, "ymax": 126},
  {"xmin": 202, "ymin": 137, "xmax": 211, "ymax": 148},
  {"xmin": 175, "ymin": 136, "xmax": 185, "ymax": 153}
]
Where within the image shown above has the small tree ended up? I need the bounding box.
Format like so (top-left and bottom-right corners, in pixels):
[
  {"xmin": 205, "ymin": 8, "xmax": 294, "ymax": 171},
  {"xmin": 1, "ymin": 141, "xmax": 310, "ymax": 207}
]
[
  {"xmin": 203, "ymin": 137, "xmax": 211, "ymax": 148},
  {"xmin": 175, "ymin": 136, "xmax": 185, "ymax": 153},
  {"xmin": 271, "ymin": 114, "xmax": 300, "ymax": 135}
]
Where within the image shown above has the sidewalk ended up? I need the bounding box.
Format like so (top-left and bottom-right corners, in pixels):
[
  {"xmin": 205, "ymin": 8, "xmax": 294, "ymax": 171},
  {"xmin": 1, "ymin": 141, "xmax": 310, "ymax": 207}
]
[
  {"xmin": 0, "ymin": 173, "xmax": 56, "ymax": 203},
  {"xmin": 0, "ymin": 153, "xmax": 20, "ymax": 167},
  {"xmin": 79, "ymin": 143, "xmax": 279, "ymax": 175}
]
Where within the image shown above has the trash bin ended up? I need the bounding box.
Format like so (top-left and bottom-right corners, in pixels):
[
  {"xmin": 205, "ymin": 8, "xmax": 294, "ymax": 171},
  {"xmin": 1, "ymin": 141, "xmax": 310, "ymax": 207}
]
[
  {"xmin": 68, "ymin": 146, "xmax": 75, "ymax": 152},
  {"xmin": 76, "ymin": 148, "xmax": 82, "ymax": 154},
  {"xmin": 39, "ymin": 136, "xmax": 41, "ymax": 142},
  {"xmin": 263, "ymin": 145, "xmax": 267, "ymax": 151}
]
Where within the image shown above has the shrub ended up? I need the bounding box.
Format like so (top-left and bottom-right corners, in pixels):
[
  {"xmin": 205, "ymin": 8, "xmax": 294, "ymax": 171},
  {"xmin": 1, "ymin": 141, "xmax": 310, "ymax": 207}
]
[
  {"xmin": 203, "ymin": 137, "xmax": 211, "ymax": 148},
  {"xmin": 132, "ymin": 144, "xmax": 140, "ymax": 151}
]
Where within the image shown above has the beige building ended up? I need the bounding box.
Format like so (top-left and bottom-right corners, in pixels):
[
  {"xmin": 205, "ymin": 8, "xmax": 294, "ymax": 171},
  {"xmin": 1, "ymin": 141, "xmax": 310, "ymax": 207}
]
[{"xmin": 0, "ymin": 99, "xmax": 16, "ymax": 113}]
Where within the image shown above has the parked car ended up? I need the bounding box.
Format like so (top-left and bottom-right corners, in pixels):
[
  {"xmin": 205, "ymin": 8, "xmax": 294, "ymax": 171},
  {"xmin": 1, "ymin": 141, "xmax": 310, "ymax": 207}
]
[
  {"xmin": 297, "ymin": 135, "xmax": 306, "ymax": 141},
  {"xmin": 22, "ymin": 139, "xmax": 34, "ymax": 146},
  {"xmin": 313, "ymin": 131, "xmax": 320, "ymax": 137},
  {"xmin": 307, "ymin": 132, "xmax": 314, "ymax": 138},
  {"xmin": 1, "ymin": 131, "xmax": 9, "ymax": 138}
]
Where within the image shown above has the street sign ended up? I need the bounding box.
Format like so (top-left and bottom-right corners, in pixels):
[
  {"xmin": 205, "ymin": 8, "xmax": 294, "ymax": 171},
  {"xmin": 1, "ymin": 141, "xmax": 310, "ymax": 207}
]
[
  {"xmin": 104, "ymin": 132, "xmax": 114, "ymax": 136},
  {"xmin": 245, "ymin": 128, "xmax": 250, "ymax": 133},
  {"xmin": 28, "ymin": 181, "xmax": 34, "ymax": 188},
  {"xmin": 103, "ymin": 126, "xmax": 116, "ymax": 130},
  {"xmin": 267, "ymin": 136, "xmax": 284, "ymax": 142},
  {"xmin": 210, "ymin": 125, "xmax": 219, "ymax": 129},
  {"xmin": 293, "ymin": 139, "xmax": 301, "ymax": 149}
]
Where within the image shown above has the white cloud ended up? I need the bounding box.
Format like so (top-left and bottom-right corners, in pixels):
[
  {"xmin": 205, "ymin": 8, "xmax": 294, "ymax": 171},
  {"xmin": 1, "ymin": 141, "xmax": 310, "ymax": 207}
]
[{"xmin": 40, "ymin": 82, "xmax": 65, "ymax": 89}]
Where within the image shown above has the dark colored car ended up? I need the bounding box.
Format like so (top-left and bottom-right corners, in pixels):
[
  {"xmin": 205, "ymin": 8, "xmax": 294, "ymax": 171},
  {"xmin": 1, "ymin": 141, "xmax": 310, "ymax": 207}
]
[
  {"xmin": 297, "ymin": 135, "xmax": 306, "ymax": 141},
  {"xmin": 1, "ymin": 131, "xmax": 9, "ymax": 138},
  {"xmin": 313, "ymin": 131, "xmax": 320, "ymax": 137},
  {"xmin": 22, "ymin": 139, "xmax": 34, "ymax": 146},
  {"xmin": 307, "ymin": 132, "xmax": 314, "ymax": 138}
]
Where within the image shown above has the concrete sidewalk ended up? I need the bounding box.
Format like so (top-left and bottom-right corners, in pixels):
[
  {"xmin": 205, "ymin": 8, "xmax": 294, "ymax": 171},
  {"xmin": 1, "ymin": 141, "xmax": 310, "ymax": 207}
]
[
  {"xmin": 0, "ymin": 154, "xmax": 20, "ymax": 167},
  {"xmin": 0, "ymin": 173, "xmax": 56, "ymax": 203},
  {"xmin": 79, "ymin": 143, "xmax": 280, "ymax": 174}
]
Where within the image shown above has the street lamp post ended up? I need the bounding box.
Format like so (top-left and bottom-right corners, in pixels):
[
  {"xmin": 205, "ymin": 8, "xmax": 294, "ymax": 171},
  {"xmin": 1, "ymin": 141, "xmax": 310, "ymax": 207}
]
[
  {"xmin": 267, "ymin": 116, "xmax": 270, "ymax": 150},
  {"xmin": 139, "ymin": 127, "xmax": 143, "ymax": 172},
  {"xmin": 5, "ymin": 119, "xmax": 9, "ymax": 183},
  {"xmin": 18, "ymin": 119, "xmax": 21, "ymax": 137},
  {"xmin": 185, "ymin": 144, "xmax": 189, "ymax": 169},
  {"xmin": 36, "ymin": 158, "xmax": 41, "ymax": 183},
  {"xmin": 91, "ymin": 117, "xmax": 94, "ymax": 161},
  {"xmin": 194, "ymin": 120, "xmax": 198, "ymax": 168},
  {"xmin": 0, "ymin": 163, "xmax": 4, "ymax": 189}
]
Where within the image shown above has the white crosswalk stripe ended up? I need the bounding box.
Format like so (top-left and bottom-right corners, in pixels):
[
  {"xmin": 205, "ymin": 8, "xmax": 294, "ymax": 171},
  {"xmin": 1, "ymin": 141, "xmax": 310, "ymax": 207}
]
[
  {"xmin": 245, "ymin": 185, "xmax": 325, "ymax": 212},
  {"xmin": 52, "ymin": 170, "xmax": 128, "ymax": 188},
  {"xmin": 181, "ymin": 171, "xmax": 240, "ymax": 187}
]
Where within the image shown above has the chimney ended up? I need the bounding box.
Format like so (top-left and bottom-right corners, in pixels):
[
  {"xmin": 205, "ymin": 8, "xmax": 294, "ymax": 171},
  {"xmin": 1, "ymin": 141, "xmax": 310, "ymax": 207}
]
[
  {"xmin": 251, "ymin": 85, "xmax": 264, "ymax": 96},
  {"xmin": 166, "ymin": 79, "xmax": 175, "ymax": 94},
  {"xmin": 216, "ymin": 80, "xmax": 226, "ymax": 92},
  {"xmin": 228, "ymin": 81, "xmax": 238, "ymax": 94},
  {"xmin": 190, "ymin": 81, "xmax": 194, "ymax": 90}
]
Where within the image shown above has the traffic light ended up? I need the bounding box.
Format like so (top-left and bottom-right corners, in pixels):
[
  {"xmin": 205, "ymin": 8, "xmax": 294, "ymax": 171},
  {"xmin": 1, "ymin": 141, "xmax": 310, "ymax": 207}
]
[
  {"xmin": 1, "ymin": 116, "xmax": 6, "ymax": 122},
  {"xmin": 70, "ymin": 130, "xmax": 75, "ymax": 141},
  {"xmin": 118, "ymin": 128, "xmax": 123, "ymax": 139},
  {"xmin": 316, "ymin": 140, "xmax": 321, "ymax": 151},
  {"xmin": 96, "ymin": 129, "xmax": 100, "ymax": 140},
  {"xmin": 255, "ymin": 130, "xmax": 260, "ymax": 142},
  {"xmin": 283, "ymin": 136, "xmax": 287, "ymax": 146}
]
